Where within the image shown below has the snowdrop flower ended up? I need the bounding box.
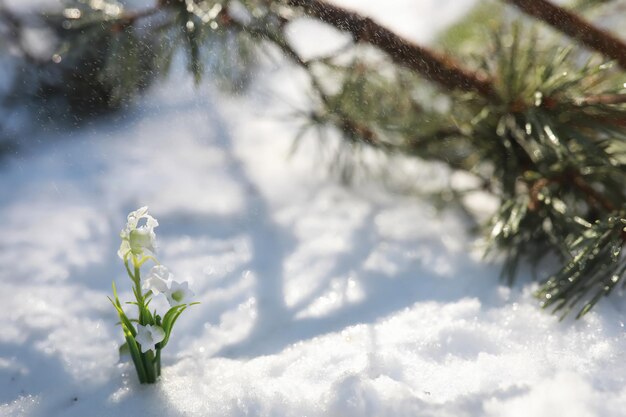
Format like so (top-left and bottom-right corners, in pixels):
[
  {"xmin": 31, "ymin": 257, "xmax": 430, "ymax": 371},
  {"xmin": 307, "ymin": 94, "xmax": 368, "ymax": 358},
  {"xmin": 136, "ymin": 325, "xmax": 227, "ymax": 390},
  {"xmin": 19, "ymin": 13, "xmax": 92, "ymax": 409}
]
[
  {"xmin": 135, "ymin": 324, "xmax": 165, "ymax": 353},
  {"xmin": 143, "ymin": 265, "xmax": 171, "ymax": 295},
  {"xmin": 111, "ymin": 207, "xmax": 198, "ymax": 384},
  {"xmin": 165, "ymin": 280, "xmax": 195, "ymax": 307},
  {"xmin": 144, "ymin": 265, "xmax": 195, "ymax": 306},
  {"xmin": 118, "ymin": 206, "xmax": 159, "ymax": 259}
]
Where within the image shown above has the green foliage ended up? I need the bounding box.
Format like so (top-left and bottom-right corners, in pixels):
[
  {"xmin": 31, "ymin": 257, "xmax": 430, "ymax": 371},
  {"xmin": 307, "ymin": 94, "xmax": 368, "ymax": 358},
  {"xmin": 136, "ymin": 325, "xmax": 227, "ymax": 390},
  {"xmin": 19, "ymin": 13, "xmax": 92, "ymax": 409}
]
[
  {"xmin": 45, "ymin": 7, "xmax": 156, "ymax": 110},
  {"xmin": 110, "ymin": 256, "xmax": 196, "ymax": 383},
  {"xmin": 31, "ymin": 0, "xmax": 261, "ymax": 114},
  {"xmin": 466, "ymin": 26, "xmax": 626, "ymax": 316},
  {"xmin": 537, "ymin": 214, "xmax": 626, "ymax": 318},
  {"xmin": 109, "ymin": 282, "xmax": 148, "ymax": 383},
  {"xmin": 571, "ymin": 0, "xmax": 618, "ymax": 11},
  {"xmin": 160, "ymin": 303, "xmax": 198, "ymax": 348},
  {"xmin": 295, "ymin": 22, "xmax": 626, "ymax": 317},
  {"xmin": 436, "ymin": 1, "xmax": 503, "ymax": 54}
]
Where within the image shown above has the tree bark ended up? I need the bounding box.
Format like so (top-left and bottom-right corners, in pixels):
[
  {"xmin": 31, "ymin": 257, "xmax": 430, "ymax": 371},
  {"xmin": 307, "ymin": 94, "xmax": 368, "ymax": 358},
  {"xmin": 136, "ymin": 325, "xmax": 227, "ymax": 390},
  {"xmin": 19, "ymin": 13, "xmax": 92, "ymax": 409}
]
[
  {"xmin": 287, "ymin": 0, "xmax": 499, "ymax": 101},
  {"xmin": 505, "ymin": 0, "xmax": 626, "ymax": 69}
]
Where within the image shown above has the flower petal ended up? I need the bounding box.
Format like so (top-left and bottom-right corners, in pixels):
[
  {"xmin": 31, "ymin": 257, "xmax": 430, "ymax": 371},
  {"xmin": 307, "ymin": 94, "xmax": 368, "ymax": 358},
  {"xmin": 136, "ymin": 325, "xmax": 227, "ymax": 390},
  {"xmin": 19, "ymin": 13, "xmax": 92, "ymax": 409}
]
[
  {"xmin": 143, "ymin": 265, "xmax": 171, "ymax": 294},
  {"xmin": 120, "ymin": 207, "xmax": 159, "ymax": 257},
  {"xmin": 135, "ymin": 324, "xmax": 165, "ymax": 353},
  {"xmin": 165, "ymin": 280, "xmax": 194, "ymax": 307}
]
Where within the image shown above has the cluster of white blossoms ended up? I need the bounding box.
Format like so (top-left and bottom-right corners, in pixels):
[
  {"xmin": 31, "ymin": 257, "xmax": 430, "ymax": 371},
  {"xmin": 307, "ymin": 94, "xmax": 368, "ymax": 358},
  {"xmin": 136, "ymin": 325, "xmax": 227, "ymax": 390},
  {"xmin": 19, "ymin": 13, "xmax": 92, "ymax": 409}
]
[
  {"xmin": 143, "ymin": 265, "xmax": 195, "ymax": 308},
  {"xmin": 133, "ymin": 265, "xmax": 195, "ymax": 353},
  {"xmin": 118, "ymin": 206, "xmax": 159, "ymax": 260},
  {"xmin": 110, "ymin": 207, "xmax": 197, "ymax": 381}
]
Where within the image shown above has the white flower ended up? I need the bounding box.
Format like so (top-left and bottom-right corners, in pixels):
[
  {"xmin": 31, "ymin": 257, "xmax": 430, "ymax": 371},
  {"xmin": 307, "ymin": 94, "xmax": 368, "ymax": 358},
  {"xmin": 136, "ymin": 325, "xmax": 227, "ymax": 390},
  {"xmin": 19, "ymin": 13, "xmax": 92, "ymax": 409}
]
[
  {"xmin": 142, "ymin": 264, "xmax": 195, "ymax": 306},
  {"xmin": 165, "ymin": 280, "xmax": 195, "ymax": 307},
  {"xmin": 118, "ymin": 206, "xmax": 159, "ymax": 259},
  {"xmin": 135, "ymin": 324, "xmax": 165, "ymax": 353},
  {"xmin": 142, "ymin": 265, "xmax": 171, "ymax": 295}
]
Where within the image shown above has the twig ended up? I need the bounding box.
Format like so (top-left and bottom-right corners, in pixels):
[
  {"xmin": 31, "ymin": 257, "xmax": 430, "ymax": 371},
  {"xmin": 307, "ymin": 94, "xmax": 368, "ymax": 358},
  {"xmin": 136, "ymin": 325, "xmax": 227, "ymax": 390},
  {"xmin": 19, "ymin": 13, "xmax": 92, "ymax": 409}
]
[
  {"xmin": 286, "ymin": 0, "xmax": 499, "ymax": 101},
  {"xmin": 570, "ymin": 173, "xmax": 616, "ymax": 212},
  {"xmin": 528, "ymin": 178, "xmax": 550, "ymax": 211},
  {"xmin": 227, "ymin": 9, "xmax": 388, "ymax": 148},
  {"xmin": 528, "ymin": 171, "xmax": 616, "ymax": 213},
  {"xmin": 574, "ymin": 93, "xmax": 626, "ymax": 106},
  {"xmin": 122, "ymin": 6, "xmax": 162, "ymax": 24},
  {"xmin": 505, "ymin": 0, "xmax": 626, "ymax": 69}
]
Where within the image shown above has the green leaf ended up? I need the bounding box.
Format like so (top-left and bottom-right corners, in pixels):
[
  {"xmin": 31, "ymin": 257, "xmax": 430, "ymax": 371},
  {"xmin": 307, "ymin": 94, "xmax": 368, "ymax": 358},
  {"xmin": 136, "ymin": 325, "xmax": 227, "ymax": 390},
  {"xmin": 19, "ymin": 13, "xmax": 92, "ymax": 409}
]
[
  {"xmin": 124, "ymin": 332, "xmax": 147, "ymax": 384},
  {"xmin": 142, "ymin": 349, "xmax": 157, "ymax": 383},
  {"xmin": 160, "ymin": 304, "xmax": 189, "ymax": 349},
  {"xmin": 108, "ymin": 282, "xmax": 136, "ymax": 337},
  {"xmin": 110, "ymin": 281, "xmax": 148, "ymax": 383}
]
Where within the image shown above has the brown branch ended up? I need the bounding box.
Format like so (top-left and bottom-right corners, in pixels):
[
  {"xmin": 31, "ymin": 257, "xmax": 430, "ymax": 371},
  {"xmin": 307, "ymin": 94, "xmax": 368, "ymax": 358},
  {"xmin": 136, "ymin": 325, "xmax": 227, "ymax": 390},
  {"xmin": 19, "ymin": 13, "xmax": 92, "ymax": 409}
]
[
  {"xmin": 227, "ymin": 10, "xmax": 389, "ymax": 148},
  {"xmin": 574, "ymin": 93, "xmax": 626, "ymax": 106},
  {"xmin": 505, "ymin": 0, "xmax": 626, "ymax": 69},
  {"xmin": 122, "ymin": 6, "xmax": 162, "ymax": 24},
  {"xmin": 528, "ymin": 178, "xmax": 550, "ymax": 211},
  {"xmin": 286, "ymin": 0, "xmax": 499, "ymax": 102},
  {"xmin": 528, "ymin": 171, "xmax": 616, "ymax": 213},
  {"xmin": 570, "ymin": 173, "xmax": 616, "ymax": 212}
]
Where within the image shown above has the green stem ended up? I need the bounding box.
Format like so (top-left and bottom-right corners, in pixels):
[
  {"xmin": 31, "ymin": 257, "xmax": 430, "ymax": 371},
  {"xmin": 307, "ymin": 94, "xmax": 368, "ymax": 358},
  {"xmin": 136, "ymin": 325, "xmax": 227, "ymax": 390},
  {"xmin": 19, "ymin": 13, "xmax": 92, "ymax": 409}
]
[
  {"xmin": 125, "ymin": 261, "xmax": 132, "ymax": 280},
  {"xmin": 142, "ymin": 350, "xmax": 156, "ymax": 383},
  {"xmin": 134, "ymin": 263, "xmax": 146, "ymax": 325},
  {"xmin": 134, "ymin": 264, "xmax": 141, "ymax": 288},
  {"xmin": 156, "ymin": 348, "xmax": 161, "ymax": 377},
  {"xmin": 125, "ymin": 335, "xmax": 148, "ymax": 384},
  {"xmin": 137, "ymin": 255, "xmax": 158, "ymax": 267}
]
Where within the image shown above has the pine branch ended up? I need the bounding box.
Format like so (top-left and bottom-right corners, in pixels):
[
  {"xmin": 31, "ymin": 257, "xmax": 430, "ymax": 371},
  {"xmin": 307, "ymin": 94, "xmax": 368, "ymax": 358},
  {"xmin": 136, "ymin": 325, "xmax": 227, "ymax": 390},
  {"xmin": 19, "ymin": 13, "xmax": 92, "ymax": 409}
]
[
  {"xmin": 505, "ymin": 0, "xmax": 626, "ymax": 69},
  {"xmin": 537, "ymin": 213, "xmax": 625, "ymax": 318},
  {"xmin": 285, "ymin": 0, "xmax": 499, "ymax": 101},
  {"xmin": 574, "ymin": 93, "xmax": 626, "ymax": 106},
  {"xmin": 121, "ymin": 5, "xmax": 162, "ymax": 24},
  {"xmin": 571, "ymin": 173, "xmax": 616, "ymax": 213},
  {"xmin": 6, "ymin": 0, "xmax": 626, "ymax": 317},
  {"xmin": 528, "ymin": 171, "xmax": 617, "ymax": 214},
  {"xmin": 224, "ymin": 6, "xmax": 393, "ymax": 150}
]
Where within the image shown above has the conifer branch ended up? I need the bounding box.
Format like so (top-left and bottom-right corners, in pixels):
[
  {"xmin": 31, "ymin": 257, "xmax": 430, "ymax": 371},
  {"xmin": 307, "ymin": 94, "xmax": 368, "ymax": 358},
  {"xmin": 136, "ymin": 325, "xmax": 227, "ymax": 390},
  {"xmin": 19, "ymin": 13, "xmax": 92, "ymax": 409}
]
[
  {"xmin": 285, "ymin": 0, "xmax": 499, "ymax": 101},
  {"xmin": 505, "ymin": 0, "xmax": 626, "ymax": 69},
  {"xmin": 226, "ymin": 7, "xmax": 391, "ymax": 149},
  {"xmin": 574, "ymin": 93, "xmax": 626, "ymax": 106},
  {"xmin": 121, "ymin": 6, "xmax": 163, "ymax": 24},
  {"xmin": 3, "ymin": 0, "xmax": 626, "ymax": 317}
]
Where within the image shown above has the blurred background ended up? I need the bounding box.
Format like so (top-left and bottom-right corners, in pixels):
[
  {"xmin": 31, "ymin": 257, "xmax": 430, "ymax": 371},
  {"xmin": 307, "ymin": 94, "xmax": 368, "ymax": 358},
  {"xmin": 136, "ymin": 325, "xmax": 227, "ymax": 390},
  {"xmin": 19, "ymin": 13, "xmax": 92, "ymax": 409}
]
[{"xmin": 2, "ymin": 1, "xmax": 626, "ymax": 416}]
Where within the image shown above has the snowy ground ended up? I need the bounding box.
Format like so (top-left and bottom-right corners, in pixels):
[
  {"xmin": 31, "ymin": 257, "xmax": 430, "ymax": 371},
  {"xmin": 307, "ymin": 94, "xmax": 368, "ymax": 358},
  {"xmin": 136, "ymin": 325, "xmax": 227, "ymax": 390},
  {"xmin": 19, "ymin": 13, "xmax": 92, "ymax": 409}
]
[{"xmin": 1, "ymin": 1, "xmax": 626, "ymax": 416}]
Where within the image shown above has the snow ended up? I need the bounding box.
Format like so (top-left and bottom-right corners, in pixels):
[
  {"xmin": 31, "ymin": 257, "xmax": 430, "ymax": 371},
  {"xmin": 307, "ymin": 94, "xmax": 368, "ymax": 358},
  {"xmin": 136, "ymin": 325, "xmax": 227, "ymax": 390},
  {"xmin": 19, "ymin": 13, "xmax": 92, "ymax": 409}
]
[{"xmin": 1, "ymin": 1, "xmax": 626, "ymax": 416}]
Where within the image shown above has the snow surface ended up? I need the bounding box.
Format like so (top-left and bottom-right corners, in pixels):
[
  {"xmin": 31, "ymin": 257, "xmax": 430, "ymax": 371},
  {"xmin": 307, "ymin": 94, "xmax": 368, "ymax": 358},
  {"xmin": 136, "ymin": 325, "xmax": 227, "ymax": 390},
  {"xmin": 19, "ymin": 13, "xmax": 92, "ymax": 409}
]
[{"xmin": 1, "ymin": 1, "xmax": 626, "ymax": 416}]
